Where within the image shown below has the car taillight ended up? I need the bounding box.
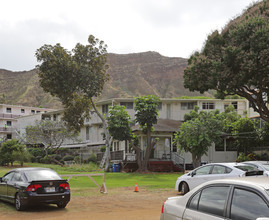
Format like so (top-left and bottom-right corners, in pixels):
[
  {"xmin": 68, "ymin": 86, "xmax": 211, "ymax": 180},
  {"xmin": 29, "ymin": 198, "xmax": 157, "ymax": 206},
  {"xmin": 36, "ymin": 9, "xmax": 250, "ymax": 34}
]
[
  {"xmin": 161, "ymin": 200, "xmax": 166, "ymax": 213},
  {"xmin": 59, "ymin": 183, "xmax": 70, "ymax": 190},
  {"xmin": 26, "ymin": 184, "xmax": 42, "ymax": 192}
]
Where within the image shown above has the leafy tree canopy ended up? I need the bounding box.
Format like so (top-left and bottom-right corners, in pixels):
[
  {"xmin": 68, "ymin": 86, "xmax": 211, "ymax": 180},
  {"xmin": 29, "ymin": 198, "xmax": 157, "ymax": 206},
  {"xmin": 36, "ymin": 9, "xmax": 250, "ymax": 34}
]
[
  {"xmin": 107, "ymin": 105, "xmax": 132, "ymax": 141},
  {"xmin": 174, "ymin": 109, "xmax": 223, "ymax": 168},
  {"xmin": 232, "ymin": 117, "xmax": 259, "ymax": 153},
  {"xmin": 35, "ymin": 35, "xmax": 109, "ymax": 131},
  {"xmin": 184, "ymin": 0, "xmax": 269, "ymax": 122},
  {"xmin": 134, "ymin": 95, "xmax": 160, "ymax": 127}
]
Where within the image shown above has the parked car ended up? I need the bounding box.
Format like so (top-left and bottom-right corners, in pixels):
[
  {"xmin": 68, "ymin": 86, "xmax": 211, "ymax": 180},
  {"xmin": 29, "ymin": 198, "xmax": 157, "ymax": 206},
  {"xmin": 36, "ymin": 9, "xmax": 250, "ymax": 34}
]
[
  {"xmin": 242, "ymin": 161, "xmax": 269, "ymax": 176},
  {"xmin": 175, "ymin": 162, "xmax": 263, "ymax": 195},
  {"xmin": 162, "ymin": 177, "xmax": 269, "ymax": 220},
  {"xmin": 0, "ymin": 167, "xmax": 70, "ymax": 211}
]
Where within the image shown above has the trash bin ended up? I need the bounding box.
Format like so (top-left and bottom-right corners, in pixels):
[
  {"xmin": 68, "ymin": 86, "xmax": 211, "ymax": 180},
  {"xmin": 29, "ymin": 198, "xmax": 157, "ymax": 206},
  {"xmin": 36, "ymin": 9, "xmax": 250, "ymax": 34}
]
[{"xmin": 112, "ymin": 163, "xmax": 120, "ymax": 172}]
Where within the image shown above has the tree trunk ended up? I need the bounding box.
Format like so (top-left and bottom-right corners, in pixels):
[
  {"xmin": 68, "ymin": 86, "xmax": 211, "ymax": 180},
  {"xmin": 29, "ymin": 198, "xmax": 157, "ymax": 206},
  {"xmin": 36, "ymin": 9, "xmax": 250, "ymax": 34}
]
[
  {"xmin": 192, "ymin": 154, "xmax": 201, "ymax": 169},
  {"xmin": 131, "ymin": 144, "xmax": 142, "ymax": 170},
  {"xmin": 137, "ymin": 125, "xmax": 158, "ymax": 172},
  {"xmin": 90, "ymin": 98, "xmax": 112, "ymax": 172}
]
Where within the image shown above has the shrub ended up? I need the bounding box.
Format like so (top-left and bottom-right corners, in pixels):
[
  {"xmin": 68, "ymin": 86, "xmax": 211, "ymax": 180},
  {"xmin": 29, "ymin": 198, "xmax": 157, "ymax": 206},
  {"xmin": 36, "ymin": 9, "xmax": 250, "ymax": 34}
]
[
  {"xmin": 63, "ymin": 155, "xmax": 74, "ymax": 161},
  {"xmin": 40, "ymin": 155, "xmax": 51, "ymax": 164},
  {"xmin": 88, "ymin": 153, "xmax": 97, "ymax": 164},
  {"xmin": 100, "ymin": 146, "xmax": 106, "ymax": 152},
  {"xmin": 74, "ymin": 156, "xmax": 80, "ymax": 164}
]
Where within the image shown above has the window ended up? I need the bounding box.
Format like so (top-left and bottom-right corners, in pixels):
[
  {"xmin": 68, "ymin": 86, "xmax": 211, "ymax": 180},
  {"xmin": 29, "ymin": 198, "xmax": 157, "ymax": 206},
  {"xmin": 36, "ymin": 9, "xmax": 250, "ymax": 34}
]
[
  {"xmin": 181, "ymin": 102, "xmax": 196, "ymax": 110},
  {"xmin": 31, "ymin": 110, "xmax": 35, "ymax": 114},
  {"xmin": 2, "ymin": 172, "xmax": 15, "ymax": 182},
  {"xmin": 211, "ymin": 165, "xmax": 226, "ymax": 174},
  {"xmin": 86, "ymin": 126, "xmax": 90, "ymax": 141},
  {"xmin": 120, "ymin": 102, "xmax": 133, "ymax": 109},
  {"xmin": 53, "ymin": 114, "xmax": 57, "ymax": 121},
  {"xmin": 6, "ymin": 121, "xmax": 12, "ymax": 126},
  {"xmin": 6, "ymin": 107, "xmax": 11, "ymax": 113},
  {"xmin": 157, "ymin": 102, "xmax": 162, "ymax": 110},
  {"xmin": 113, "ymin": 141, "xmax": 120, "ymax": 151},
  {"xmin": 7, "ymin": 134, "xmax": 12, "ymax": 139},
  {"xmin": 21, "ymin": 109, "xmax": 25, "ymax": 113},
  {"xmin": 102, "ymin": 104, "xmax": 109, "ymax": 114},
  {"xmin": 232, "ymin": 102, "xmax": 238, "ymax": 110},
  {"xmin": 36, "ymin": 111, "xmax": 40, "ymax": 113},
  {"xmin": 195, "ymin": 165, "xmax": 212, "ymax": 175},
  {"xmin": 231, "ymin": 188, "xmax": 269, "ymax": 220},
  {"xmin": 224, "ymin": 102, "xmax": 238, "ymax": 110},
  {"xmin": 189, "ymin": 191, "xmax": 201, "ymax": 210},
  {"xmin": 12, "ymin": 172, "xmax": 22, "ymax": 182},
  {"xmin": 198, "ymin": 186, "xmax": 229, "ymax": 217},
  {"xmin": 167, "ymin": 104, "xmax": 171, "ymax": 119},
  {"xmin": 202, "ymin": 102, "xmax": 215, "ymax": 110}
]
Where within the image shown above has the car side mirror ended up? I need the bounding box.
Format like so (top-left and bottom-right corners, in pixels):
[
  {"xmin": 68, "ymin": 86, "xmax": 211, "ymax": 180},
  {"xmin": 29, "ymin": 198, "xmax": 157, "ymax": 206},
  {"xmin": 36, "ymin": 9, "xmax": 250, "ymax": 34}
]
[{"xmin": 191, "ymin": 172, "xmax": 196, "ymax": 177}]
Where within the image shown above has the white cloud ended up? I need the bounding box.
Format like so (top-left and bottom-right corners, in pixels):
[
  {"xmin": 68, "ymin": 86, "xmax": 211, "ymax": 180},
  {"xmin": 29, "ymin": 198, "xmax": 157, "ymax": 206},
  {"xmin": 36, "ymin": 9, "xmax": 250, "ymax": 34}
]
[{"xmin": 0, "ymin": 0, "xmax": 256, "ymax": 71}]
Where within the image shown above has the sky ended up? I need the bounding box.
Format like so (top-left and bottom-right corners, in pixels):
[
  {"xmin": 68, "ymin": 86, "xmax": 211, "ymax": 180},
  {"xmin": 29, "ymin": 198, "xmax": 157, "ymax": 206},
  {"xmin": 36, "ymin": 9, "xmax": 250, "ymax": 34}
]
[{"xmin": 0, "ymin": 0, "xmax": 257, "ymax": 71}]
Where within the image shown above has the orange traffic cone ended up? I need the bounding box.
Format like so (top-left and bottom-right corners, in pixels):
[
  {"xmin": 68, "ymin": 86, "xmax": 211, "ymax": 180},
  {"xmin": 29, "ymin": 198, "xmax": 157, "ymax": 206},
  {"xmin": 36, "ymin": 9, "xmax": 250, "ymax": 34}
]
[{"xmin": 134, "ymin": 183, "xmax": 139, "ymax": 192}]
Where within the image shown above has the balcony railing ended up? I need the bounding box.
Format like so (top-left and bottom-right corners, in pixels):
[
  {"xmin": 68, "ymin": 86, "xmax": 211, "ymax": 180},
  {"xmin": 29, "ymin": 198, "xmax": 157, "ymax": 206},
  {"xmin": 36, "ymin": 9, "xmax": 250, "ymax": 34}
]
[
  {"xmin": 97, "ymin": 151, "xmax": 124, "ymax": 161},
  {"xmin": 0, "ymin": 127, "xmax": 13, "ymax": 132},
  {"xmin": 0, "ymin": 113, "xmax": 21, "ymax": 119}
]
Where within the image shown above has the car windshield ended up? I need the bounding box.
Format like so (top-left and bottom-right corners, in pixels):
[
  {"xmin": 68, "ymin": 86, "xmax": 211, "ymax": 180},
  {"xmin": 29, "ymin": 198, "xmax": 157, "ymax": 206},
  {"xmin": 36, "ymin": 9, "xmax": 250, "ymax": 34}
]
[
  {"xmin": 234, "ymin": 165, "xmax": 258, "ymax": 172},
  {"xmin": 24, "ymin": 169, "xmax": 62, "ymax": 181}
]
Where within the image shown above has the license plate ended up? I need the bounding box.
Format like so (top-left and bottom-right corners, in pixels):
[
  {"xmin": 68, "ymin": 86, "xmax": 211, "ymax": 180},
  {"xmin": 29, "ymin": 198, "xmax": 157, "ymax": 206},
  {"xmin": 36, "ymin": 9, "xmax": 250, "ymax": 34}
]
[{"xmin": 45, "ymin": 187, "xmax": 55, "ymax": 193}]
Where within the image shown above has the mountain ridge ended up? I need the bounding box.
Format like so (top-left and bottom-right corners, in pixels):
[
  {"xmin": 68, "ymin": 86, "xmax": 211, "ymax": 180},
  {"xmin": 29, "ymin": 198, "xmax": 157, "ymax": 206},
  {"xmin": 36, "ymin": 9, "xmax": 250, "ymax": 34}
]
[{"xmin": 0, "ymin": 51, "xmax": 212, "ymax": 108}]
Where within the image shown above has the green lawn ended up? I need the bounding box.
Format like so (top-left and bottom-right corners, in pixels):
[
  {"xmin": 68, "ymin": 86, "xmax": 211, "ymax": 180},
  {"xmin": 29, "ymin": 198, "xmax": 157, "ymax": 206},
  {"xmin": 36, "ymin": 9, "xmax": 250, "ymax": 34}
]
[{"xmin": 0, "ymin": 163, "xmax": 182, "ymax": 192}]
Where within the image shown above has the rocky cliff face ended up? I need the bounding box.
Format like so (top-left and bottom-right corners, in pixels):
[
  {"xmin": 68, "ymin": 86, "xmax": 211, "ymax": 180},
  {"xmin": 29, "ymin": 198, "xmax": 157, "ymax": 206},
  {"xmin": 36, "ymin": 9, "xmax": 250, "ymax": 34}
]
[{"xmin": 0, "ymin": 52, "xmax": 211, "ymax": 108}]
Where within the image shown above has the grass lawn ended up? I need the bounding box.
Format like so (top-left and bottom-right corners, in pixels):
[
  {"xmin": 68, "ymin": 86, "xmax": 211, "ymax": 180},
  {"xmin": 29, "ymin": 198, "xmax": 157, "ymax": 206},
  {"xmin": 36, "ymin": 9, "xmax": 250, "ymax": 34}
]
[{"xmin": 0, "ymin": 163, "xmax": 182, "ymax": 192}]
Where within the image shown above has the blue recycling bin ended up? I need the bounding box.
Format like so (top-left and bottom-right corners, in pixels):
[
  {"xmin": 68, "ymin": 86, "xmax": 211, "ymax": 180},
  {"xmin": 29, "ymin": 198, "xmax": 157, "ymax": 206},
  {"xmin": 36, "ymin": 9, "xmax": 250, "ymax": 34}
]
[{"xmin": 112, "ymin": 163, "xmax": 120, "ymax": 172}]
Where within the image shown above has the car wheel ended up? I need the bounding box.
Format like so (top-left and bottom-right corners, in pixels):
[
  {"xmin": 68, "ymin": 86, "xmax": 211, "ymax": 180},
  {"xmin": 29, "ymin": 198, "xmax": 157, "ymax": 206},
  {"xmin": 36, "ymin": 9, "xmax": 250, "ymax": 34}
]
[
  {"xmin": 15, "ymin": 193, "xmax": 25, "ymax": 211},
  {"xmin": 57, "ymin": 202, "xmax": 67, "ymax": 208},
  {"xmin": 180, "ymin": 182, "xmax": 189, "ymax": 195}
]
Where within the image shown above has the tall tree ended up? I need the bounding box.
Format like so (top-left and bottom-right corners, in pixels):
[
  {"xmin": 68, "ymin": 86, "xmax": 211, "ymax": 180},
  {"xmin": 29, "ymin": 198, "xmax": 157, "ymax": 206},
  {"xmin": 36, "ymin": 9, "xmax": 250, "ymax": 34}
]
[
  {"xmin": 232, "ymin": 117, "xmax": 259, "ymax": 155},
  {"xmin": 134, "ymin": 95, "xmax": 160, "ymax": 171},
  {"xmin": 36, "ymin": 35, "xmax": 111, "ymax": 171},
  {"xmin": 174, "ymin": 110, "xmax": 223, "ymax": 168},
  {"xmin": 107, "ymin": 105, "xmax": 143, "ymax": 170},
  {"xmin": 184, "ymin": 0, "xmax": 269, "ymax": 122},
  {"xmin": 260, "ymin": 122, "xmax": 269, "ymax": 147},
  {"xmin": 107, "ymin": 105, "xmax": 132, "ymax": 142}
]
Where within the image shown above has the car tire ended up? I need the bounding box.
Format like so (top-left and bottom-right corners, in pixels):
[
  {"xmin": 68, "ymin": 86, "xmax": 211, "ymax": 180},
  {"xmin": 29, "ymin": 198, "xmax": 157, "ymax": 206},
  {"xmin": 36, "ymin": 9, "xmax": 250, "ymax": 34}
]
[
  {"xmin": 57, "ymin": 202, "xmax": 67, "ymax": 208},
  {"xmin": 15, "ymin": 193, "xmax": 26, "ymax": 211},
  {"xmin": 180, "ymin": 182, "xmax": 189, "ymax": 195}
]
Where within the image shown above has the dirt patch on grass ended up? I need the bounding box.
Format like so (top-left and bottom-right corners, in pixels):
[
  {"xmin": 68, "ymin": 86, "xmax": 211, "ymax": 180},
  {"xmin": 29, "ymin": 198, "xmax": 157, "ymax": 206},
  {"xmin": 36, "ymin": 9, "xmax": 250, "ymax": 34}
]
[{"xmin": 0, "ymin": 187, "xmax": 179, "ymax": 220}]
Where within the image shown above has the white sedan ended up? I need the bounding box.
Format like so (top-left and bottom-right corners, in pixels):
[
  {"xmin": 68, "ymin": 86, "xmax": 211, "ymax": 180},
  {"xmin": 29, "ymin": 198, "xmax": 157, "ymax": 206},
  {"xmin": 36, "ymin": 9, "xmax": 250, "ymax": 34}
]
[
  {"xmin": 162, "ymin": 177, "xmax": 269, "ymax": 220},
  {"xmin": 175, "ymin": 162, "xmax": 262, "ymax": 195},
  {"xmin": 242, "ymin": 161, "xmax": 269, "ymax": 176}
]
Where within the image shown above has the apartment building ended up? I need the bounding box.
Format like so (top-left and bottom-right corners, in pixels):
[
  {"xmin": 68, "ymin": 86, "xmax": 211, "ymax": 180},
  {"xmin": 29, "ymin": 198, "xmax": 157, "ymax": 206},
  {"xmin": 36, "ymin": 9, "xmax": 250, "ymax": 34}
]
[
  {"xmin": 16, "ymin": 98, "xmax": 255, "ymax": 169},
  {"xmin": 0, "ymin": 104, "xmax": 54, "ymax": 142}
]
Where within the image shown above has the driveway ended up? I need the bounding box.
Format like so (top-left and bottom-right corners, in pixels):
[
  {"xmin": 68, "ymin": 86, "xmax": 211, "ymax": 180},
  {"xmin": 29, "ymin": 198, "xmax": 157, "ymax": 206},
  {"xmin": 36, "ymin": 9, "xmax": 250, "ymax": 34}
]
[{"xmin": 0, "ymin": 187, "xmax": 177, "ymax": 220}]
